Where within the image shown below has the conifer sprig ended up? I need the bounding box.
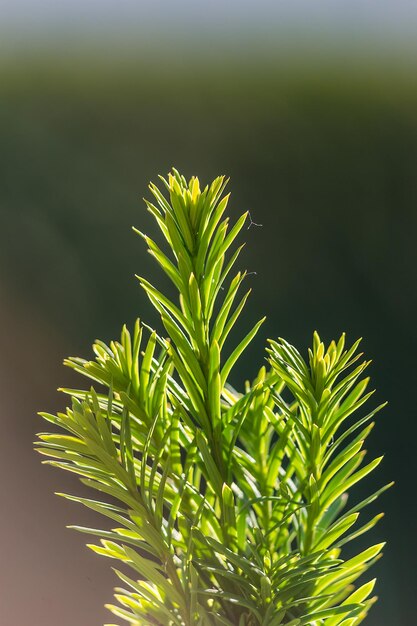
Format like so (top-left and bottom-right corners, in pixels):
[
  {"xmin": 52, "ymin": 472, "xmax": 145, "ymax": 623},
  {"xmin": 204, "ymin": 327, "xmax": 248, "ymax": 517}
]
[{"xmin": 37, "ymin": 170, "xmax": 391, "ymax": 626}]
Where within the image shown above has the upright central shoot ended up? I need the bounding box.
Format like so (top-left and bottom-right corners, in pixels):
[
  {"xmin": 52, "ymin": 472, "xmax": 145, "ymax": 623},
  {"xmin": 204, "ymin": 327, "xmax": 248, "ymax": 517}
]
[
  {"xmin": 135, "ymin": 171, "xmax": 264, "ymax": 489},
  {"xmin": 37, "ymin": 170, "xmax": 390, "ymax": 626}
]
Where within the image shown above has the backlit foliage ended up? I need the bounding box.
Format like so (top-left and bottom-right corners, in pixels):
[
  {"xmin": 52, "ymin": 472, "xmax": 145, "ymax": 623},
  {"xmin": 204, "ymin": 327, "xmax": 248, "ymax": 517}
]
[{"xmin": 37, "ymin": 171, "xmax": 391, "ymax": 625}]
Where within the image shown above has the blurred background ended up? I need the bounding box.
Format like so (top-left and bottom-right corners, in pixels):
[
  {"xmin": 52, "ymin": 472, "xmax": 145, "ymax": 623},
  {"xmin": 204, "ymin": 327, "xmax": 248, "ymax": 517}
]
[{"xmin": 1, "ymin": 2, "xmax": 416, "ymax": 625}]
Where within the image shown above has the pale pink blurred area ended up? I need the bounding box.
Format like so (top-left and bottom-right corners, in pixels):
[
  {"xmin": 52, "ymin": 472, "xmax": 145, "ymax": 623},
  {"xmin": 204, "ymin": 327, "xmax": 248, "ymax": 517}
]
[{"xmin": 0, "ymin": 286, "xmax": 115, "ymax": 625}]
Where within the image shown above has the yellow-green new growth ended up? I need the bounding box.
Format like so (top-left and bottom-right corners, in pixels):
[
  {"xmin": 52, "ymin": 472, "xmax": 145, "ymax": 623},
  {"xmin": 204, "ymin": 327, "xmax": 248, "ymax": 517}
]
[{"xmin": 37, "ymin": 170, "xmax": 391, "ymax": 626}]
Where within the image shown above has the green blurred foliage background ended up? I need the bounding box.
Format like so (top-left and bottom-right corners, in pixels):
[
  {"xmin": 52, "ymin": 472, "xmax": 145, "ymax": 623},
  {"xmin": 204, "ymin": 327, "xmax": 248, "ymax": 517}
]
[{"xmin": 0, "ymin": 56, "xmax": 416, "ymax": 625}]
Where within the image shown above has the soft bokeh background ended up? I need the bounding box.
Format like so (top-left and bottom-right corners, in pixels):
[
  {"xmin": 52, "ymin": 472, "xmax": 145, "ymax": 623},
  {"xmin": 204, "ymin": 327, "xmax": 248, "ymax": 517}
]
[{"xmin": 1, "ymin": 2, "xmax": 416, "ymax": 625}]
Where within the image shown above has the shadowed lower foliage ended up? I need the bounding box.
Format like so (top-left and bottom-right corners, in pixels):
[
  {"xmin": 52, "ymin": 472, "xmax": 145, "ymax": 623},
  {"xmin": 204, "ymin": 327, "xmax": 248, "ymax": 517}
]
[{"xmin": 37, "ymin": 171, "xmax": 391, "ymax": 625}]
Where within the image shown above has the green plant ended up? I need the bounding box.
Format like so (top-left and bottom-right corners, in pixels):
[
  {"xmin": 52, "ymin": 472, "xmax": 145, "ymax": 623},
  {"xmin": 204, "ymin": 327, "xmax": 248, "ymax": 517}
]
[{"xmin": 37, "ymin": 170, "xmax": 391, "ymax": 626}]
